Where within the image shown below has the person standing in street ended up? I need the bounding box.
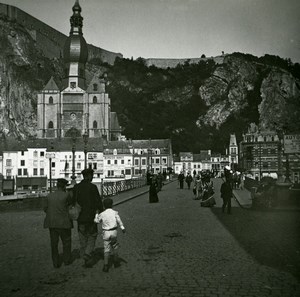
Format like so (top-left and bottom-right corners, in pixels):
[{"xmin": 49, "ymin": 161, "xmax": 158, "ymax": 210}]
[
  {"xmin": 73, "ymin": 168, "xmax": 103, "ymax": 267},
  {"xmin": 185, "ymin": 172, "xmax": 193, "ymax": 190},
  {"xmin": 149, "ymin": 175, "xmax": 159, "ymax": 203},
  {"xmin": 178, "ymin": 171, "xmax": 185, "ymax": 189},
  {"xmin": 43, "ymin": 178, "xmax": 73, "ymax": 268},
  {"xmin": 220, "ymin": 178, "xmax": 233, "ymax": 214}
]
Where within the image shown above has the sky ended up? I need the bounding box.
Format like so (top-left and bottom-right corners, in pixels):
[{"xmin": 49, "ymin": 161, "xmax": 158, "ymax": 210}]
[{"xmin": 1, "ymin": 0, "xmax": 300, "ymax": 62}]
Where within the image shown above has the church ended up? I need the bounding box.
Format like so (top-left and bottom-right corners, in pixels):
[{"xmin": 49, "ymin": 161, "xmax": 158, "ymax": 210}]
[{"xmin": 37, "ymin": 0, "xmax": 121, "ymax": 141}]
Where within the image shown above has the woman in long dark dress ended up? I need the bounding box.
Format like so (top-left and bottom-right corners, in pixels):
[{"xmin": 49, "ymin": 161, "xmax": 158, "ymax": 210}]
[{"xmin": 149, "ymin": 177, "xmax": 159, "ymax": 203}]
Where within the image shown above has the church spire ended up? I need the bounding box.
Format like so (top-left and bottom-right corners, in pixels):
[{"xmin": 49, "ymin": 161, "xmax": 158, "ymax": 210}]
[
  {"xmin": 63, "ymin": 0, "xmax": 88, "ymax": 90},
  {"xmin": 70, "ymin": 0, "xmax": 83, "ymax": 35}
]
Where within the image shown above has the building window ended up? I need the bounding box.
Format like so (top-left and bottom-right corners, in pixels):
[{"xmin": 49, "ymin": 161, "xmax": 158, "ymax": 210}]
[
  {"xmin": 18, "ymin": 169, "xmax": 22, "ymax": 176},
  {"xmin": 48, "ymin": 121, "xmax": 54, "ymax": 129},
  {"xmin": 77, "ymin": 162, "xmax": 81, "ymax": 169},
  {"xmin": 40, "ymin": 168, "xmax": 44, "ymax": 175},
  {"xmin": 142, "ymin": 159, "xmax": 146, "ymax": 165},
  {"xmin": 114, "ymin": 160, "xmax": 117, "ymax": 165},
  {"xmin": 33, "ymin": 160, "xmax": 38, "ymax": 167},
  {"xmin": 155, "ymin": 158, "xmax": 160, "ymax": 164},
  {"xmin": 162, "ymin": 158, "xmax": 167, "ymax": 164},
  {"xmin": 23, "ymin": 168, "xmax": 28, "ymax": 175},
  {"xmin": 107, "ymin": 160, "xmax": 111, "ymax": 165},
  {"xmin": 51, "ymin": 162, "xmax": 55, "ymax": 168},
  {"xmin": 121, "ymin": 160, "xmax": 124, "ymax": 164},
  {"xmin": 6, "ymin": 159, "xmax": 12, "ymax": 166},
  {"xmin": 93, "ymin": 163, "xmax": 97, "ymax": 169},
  {"xmin": 134, "ymin": 159, "xmax": 139, "ymax": 166},
  {"xmin": 40, "ymin": 151, "xmax": 44, "ymax": 157},
  {"xmin": 93, "ymin": 96, "xmax": 97, "ymax": 103},
  {"xmin": 93, "ymin": 84, "xmax": 98, "ymax": 91},
  {"xmin": 21, "ymin": 151, "xmax": 25, "ymax": 156},
  {"xmin": 33, "ymin": 168, "xmax": 38, "ymax": 176},
  {"xmin": 21, "ymin": 160, "xmax": 25, "ymax": 166},
  {"xmin": 49, "ymin": 96, "xmax": 53, "ymax": 104},
  {"xmin": 125, "ymin": 169, "xmax": 131, "ymax": 175},
  {"xmin": 93, "ymin": 121, "xmax": 98, "ymax": 129},
  {"xmin": 6, "ymin": 169, "xmax": 12, "ymax": 177}
]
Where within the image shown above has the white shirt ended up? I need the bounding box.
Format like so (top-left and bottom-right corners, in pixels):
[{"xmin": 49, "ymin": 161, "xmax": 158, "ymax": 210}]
[{"xmin": 94, "ymin": 208, "xmax": 125, "ymax": 231}]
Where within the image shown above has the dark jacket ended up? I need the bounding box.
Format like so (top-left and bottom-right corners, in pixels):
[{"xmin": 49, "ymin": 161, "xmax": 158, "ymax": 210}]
[
  {"xmin": 73, "ymin": 179, "xmax": 103, "ymax": 224},
  {"xmin": 43, "ymin": 189, "xmax": 73, "ymax": 229},
  {"xmin": 220, "ymin": 182, "xmax": 233, "ymax": 199}
]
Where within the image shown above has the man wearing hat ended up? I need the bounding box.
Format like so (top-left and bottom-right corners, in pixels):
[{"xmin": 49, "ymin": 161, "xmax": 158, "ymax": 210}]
[
  {"xmin": 43, "ymin": 178, "xmax": 73, "ymax": 268},
  {"xmin": 73, "ymin": 168, "xmax": 103, "ymax": 267}
]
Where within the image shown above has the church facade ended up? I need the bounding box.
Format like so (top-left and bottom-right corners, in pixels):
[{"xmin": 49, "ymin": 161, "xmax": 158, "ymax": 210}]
[{"xmin": 37, "ymin": 0, "xmax": 121, "ymax": 141}]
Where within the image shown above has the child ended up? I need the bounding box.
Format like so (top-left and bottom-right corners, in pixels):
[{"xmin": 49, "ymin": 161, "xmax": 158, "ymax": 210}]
[{"xmin": 94, "ymin": 198, "xmax": 126, "ymax": 272}]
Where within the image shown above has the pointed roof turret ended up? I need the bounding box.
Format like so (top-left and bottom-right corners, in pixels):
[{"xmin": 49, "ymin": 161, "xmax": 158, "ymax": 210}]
[{"xmin": 43, "ymin": 76, "xmax": 59, "ymax": 91}]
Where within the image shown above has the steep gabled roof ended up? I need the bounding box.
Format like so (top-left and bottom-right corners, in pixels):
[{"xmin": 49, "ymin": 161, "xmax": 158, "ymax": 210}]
[
  {"xmin": 110, "ymin": 112, "xmax": 121, "ymax": 132},
  {"xmin": 43, "ymin": 76, "xmax": 60, "ymax": 91}
]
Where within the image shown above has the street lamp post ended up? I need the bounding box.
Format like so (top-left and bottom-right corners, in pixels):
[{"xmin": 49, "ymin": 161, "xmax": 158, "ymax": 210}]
[
  {"xmin": 83, "ymin": 132, "xmax": 88, "ymax": 169},
  {"xmin": 46, "ymin": 152, "xmax": 55, "ymax": 193},
  {"xmin": 71, "ymin": 133, "xmax": 77, "ymax": 185}
]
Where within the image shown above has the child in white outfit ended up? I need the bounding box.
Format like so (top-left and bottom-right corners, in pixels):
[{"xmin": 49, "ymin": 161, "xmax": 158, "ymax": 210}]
[{"xmin": 94, "ymin": 198, "xmax": 125, "ymax": 272}]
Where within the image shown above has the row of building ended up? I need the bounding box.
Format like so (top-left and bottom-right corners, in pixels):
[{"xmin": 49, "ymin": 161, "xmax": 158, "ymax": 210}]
[
  {"xmin": 174, "ymin": 124, "xmax": 299, "ymax": 183},
  {"xmin": 0, "ymin": 137, "xmax": 173, "ymax": 192}
]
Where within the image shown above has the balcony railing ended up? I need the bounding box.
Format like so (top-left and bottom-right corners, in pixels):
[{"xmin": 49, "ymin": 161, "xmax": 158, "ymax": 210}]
[{"xmin": 99, "ymin": 177, "xmax": 146, "ymax": 197}]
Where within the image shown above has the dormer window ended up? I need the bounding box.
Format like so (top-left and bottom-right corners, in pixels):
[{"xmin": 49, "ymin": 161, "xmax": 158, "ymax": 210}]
[
  {"xmin": 49, "ymin": 96, "xmax": 53, "ymax": 104},
  {"xmin": 93, "ymin": 96, "xmax": 97, "ymax": 103}
]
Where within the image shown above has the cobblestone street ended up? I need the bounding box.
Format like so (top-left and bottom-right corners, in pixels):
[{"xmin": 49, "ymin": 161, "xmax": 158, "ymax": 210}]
[{"xmin": 0, "ymin": 180, "xmax": 299, "ymax": 297}]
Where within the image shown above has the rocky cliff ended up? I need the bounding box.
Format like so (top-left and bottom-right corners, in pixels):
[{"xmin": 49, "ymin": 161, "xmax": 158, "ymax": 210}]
[{"xmin": 0, "ymin": 15, "xmax": 299, "ymax": 153}]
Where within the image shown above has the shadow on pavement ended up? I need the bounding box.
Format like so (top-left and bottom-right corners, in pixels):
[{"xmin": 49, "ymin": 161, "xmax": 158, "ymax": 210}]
[{"xmin": 211, "ymin": 207, "xmax": 300, "ymax": 281}]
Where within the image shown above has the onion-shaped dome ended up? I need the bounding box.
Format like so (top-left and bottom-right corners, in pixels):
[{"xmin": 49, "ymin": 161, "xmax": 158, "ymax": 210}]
[
  {"xmin": 63, "ymin": 0, "xmax": 88, "ymax": 64},
  {"xmin": 63, "ymin": 34, "xmax": 88, "ymax": 64}
]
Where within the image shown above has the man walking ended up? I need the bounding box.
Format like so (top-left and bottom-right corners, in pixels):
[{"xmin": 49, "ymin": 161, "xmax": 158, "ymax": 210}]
[
  {"xmin": 73, "ymin": 168, "xmax": 103, "ymax": 267},
  {"xmin": 43, "ymin": 178, "xmax": 73, "ymax": 268},
  {"xmin": 220, "ymin": 178, "xmax": 233, "ymax": 214},
  {"xmin": 178, "ymin": 171, "xmax": 185, "ymax": 189}
]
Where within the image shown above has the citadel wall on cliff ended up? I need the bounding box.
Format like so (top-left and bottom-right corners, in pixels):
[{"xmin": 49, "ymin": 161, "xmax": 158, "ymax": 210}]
[{"xmin": 0, "ymin": 3, "xmax": 123, "ymax": 64}]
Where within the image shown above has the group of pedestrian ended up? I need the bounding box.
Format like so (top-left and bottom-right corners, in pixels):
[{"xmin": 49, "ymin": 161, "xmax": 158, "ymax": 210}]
[
  {"xmin": 177, "ymin": 170, "xmax": 216, "ymax": 207},
  {"xmin": 177, "ymin": 169, "xmax": 234, "ymax": 213},
  {"xmin": 43, "ymin": 168, "xmax": 126, "ymax": 272}
]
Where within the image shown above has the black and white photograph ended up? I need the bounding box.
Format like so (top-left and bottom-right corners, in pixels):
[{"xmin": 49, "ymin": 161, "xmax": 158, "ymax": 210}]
[{"xmin": 0, "ymin": 0, "xmax": 299, "ymax": 296}]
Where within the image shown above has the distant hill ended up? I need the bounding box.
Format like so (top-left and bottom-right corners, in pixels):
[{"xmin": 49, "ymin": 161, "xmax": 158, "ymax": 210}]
[{"xmin": 0, "ymin": 3, "xmax": 299, "ymax": 154}]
